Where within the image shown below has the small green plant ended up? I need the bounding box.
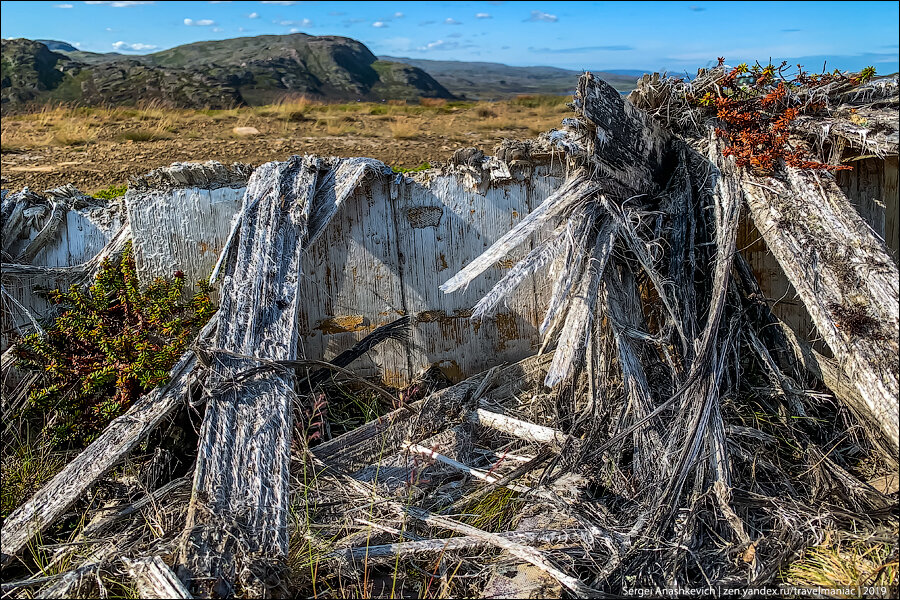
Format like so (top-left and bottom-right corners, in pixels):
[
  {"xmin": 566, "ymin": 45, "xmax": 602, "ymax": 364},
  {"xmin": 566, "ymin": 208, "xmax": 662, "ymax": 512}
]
[
  {"xmin": 13, "ymin": 242, "xmax": 215, "ymax": 446},
  {"xmin": 460, "ymin": 487, "xmax": 523, "ymax": 532},
  {"xmin": 855, "ymin": 66, "xmax": 877, "ymax": 84},
  {"xmin": 392, "ymin": 162, "xmax": 432, "ymax": 174},
  {"xmin": 92, "ymin": 183, "xmax": 128, "ymax": 200}
]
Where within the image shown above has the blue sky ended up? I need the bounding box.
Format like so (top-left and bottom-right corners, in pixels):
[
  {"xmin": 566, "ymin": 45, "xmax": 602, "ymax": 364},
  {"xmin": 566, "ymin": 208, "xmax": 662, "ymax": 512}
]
[{"xmin": 2, "ymin": 1, "xmax": 897, "ymax": 74}]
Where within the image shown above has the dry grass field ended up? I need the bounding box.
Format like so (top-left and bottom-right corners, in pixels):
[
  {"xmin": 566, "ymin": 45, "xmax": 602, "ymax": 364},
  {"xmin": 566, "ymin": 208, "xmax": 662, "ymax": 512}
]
[{"xmin": 0, "ymin": 95, "xmax": 571, "ymax": 194}]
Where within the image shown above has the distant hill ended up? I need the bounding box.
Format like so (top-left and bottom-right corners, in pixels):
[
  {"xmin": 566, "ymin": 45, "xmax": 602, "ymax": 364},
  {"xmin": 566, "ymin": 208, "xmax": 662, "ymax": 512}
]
[
  {"xmin": 2, "ymin": 33, "xmax": 644, "ymax": 113},
  {"xmin": 380, "ymin": 56, "xmax": 642, "ymax": 99},
  {"xmin": 1, "ymin": 38, "xmax": 242, "ymax": 112},
  {"xmin": 142, "ymin": 34, "xmax": 452, "ymax": 105},
  {"xmin": 1, "ymin": 34, "xmax": 452, "ymax": 113}
]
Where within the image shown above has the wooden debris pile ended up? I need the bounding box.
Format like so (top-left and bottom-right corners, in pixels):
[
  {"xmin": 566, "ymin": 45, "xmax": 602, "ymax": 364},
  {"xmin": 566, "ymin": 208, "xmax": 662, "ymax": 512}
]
[{"xmin": 1, "ymin": 71, "xmax": 897, "ymax": 598}]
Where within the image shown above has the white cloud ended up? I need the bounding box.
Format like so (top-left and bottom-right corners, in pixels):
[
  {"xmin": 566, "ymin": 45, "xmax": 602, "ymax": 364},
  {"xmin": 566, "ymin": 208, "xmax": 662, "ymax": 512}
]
[
  {"xmin": 475, "ymin": 12, "xmax": 491, "ymax": 19},
  {"xmin": 112, "ymin": 40, "xmax": 158, "ymax": 51},
  {"xmin": 526, "ymin": 10, "xmax": 558, "ymax": 22},
  {"xmin": 260, "ymin": 1, "xmax": 298, "ymax": 4},
  {"xmin": 393, "ymin": 12, "xmax": 404, "ymax": 18},
  {"xmin": 184, "ymin": 18, "xmax": 216, "ymax": 26},
  {"xmin": 212, "ymin": 27, "xmax": 223, "ymax": 32},
  {"xmin": 290, "ymin": 28, "xmax": 300, "ymax": 32},
  {"xmin": 279, "ymin": 18, "xmax": 312, "ymax": 27},
  {"xmin": 247, "ymin": 11, "xmax": 259, "ymax": 18},
  {"xmin": 55, "ymin": 4, "xmax": 74, "ymax": 8},
  {"xmin": 444, "ymin": 17, "xmax": 462, "ymax": 25},
  {"xmin": 84, "ymin": 1, "xmax": 153, "ymax": 6},
  {"xmin": 417, "ymin": 39, "xmax": 460, "ymax": 51},
  {"xmin": 372, "ymin": 21, "xmax": 387, "ymax": 28}
]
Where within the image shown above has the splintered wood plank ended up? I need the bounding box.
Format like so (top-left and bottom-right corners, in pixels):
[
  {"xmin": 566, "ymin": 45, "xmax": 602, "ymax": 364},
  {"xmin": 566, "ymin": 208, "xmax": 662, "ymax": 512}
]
[
  {"xmin": 738, "ymin": 164, "xmax": 899, "ymax": 452},
  {"xmin": 124, "ymin": 556, "xmax": 193, "ymax": 599},
  {"xmin": 177, "ymin": 157, "xmax": 319, "ymax": 597}
]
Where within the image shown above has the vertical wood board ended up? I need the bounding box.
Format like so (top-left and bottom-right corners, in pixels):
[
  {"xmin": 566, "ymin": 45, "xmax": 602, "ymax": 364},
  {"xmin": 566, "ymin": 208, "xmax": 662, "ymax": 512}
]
[{"xmin": 126, "ymin": 185, "xmax": 245, "ymax": 297}]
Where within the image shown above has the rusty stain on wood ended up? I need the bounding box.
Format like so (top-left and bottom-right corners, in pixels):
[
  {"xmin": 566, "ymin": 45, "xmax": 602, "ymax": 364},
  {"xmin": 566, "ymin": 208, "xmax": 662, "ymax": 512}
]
[{"xmin": 315, "ymin": 315, "xmax": 369, "ymax": 334}]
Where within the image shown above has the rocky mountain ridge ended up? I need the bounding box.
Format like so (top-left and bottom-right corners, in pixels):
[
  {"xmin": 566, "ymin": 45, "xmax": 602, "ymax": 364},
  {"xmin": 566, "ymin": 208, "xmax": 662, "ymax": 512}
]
[{"xmin": 1, "ymin": 34, "xmax": 452, "ymax": 113}]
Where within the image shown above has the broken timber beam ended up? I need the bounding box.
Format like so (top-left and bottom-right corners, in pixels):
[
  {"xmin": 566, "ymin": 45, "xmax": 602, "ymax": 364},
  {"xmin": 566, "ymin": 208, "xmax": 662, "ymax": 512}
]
[
  {"xmin": 736, "ymin": 163, "xmax": 899, "ymax": 452},
  {"xmin": 176, "ymin": 157, "xmax": 321, "ymax": 597}
]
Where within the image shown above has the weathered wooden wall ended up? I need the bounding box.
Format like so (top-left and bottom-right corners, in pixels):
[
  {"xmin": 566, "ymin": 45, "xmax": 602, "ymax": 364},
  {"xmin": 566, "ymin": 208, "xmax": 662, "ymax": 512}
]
[
  {"xmin": 837, "ymin": 156, "xmax": 899, "ymax": 266},
  {"xmin": 738, "ymin": 155, "xmax": 898, "ymax": 348},
  {"xmin": 126, "ymin": 186, "xmax": 246, "ymax": 297},
  {"xmin": 1, "ymin": 206, "xmax": 121, "ymax": 351},
  {"xmin": 126, "ymin": 162, "xmax": 565, "ymax": 386},
  {"xmin": 298, "ymin": 167, "xmax": 563, "ymax": 386}
]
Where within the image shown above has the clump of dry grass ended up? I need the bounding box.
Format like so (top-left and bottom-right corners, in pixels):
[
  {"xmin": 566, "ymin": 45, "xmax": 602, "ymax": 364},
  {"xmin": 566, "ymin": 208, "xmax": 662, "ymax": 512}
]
[
  {"xmin": 389, "ymin": 117, "xmax": 420, "ymax": 140},
  {"xmin": 1, "ymin": 432, "xmax": 70, "ymax": 519},
  {"xmin": 50, "ymin": 120, "xmax": 97, "ymax": 146},
  {"xmin": 255, "ymin": 94, "xmax": 317, "ymax": 122},
  {"xmin": 419, "ymin": 97, "xmax": 447, "ymax": 108},
  {"xmin": 785, "ymin": 537, "xmax": 898, "ymax": 596}
]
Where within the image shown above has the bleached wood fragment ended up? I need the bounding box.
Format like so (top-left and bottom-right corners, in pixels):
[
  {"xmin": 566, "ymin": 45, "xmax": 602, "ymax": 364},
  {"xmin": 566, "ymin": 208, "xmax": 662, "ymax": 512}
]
[
  {"xmin": 1, "ymin": 190, "xmax": 35, "ymax": 255},
  {"xmin": 468, "ymin": 407, "xmax": 568, "ymax": 445},
  {"xmin": 330, "ymin": 529, "xmax": 585, "ymax": 561},
  {"xmin": 544, "ymin": 219, "xmax": 615, "ymax": 387},
  {"xmin": 402, "ymin": 441, "xmax": 533, "ymax": 493},
  {"xmin": 15, "ymin": 199, "xmax": 67, "ymax": 263},
  {"xmin": 574, "ymin": 72, "xmax": 673, "ymax": 198},
  {"xmin": 1, "ymin": 222, "xmax": 132, "ymax": 282},
  {"xmin": 539, "ymin": 209, "xmax": 598, "ymax": 336},
  {"xmin": 124, "ymin": 556, "xmax": 193, "ymax": 599},
  {"xmin": 403, "ymin": 506, "xmax": 598, "ymax": 598},
  {"xmin": 601, "ymin": 267, "xmax": 669, "ymax": 480},
  {"xmin": 440, "ymin": 175, "xmax": 597, "ymax": 294},
  {"xmin": 471, "ymin": 222, "xmax": 567, "ymax": 321}
]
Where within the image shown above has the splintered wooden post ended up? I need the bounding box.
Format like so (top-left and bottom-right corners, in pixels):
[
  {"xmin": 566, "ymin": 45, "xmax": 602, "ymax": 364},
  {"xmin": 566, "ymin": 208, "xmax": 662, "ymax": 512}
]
[
  {"xmin": 177, "ymin": 157, "xmax": 318, "ymax": 597},
  {"xmin": 573, "ymin": 72, "xmax": 672, "ymax": 197}
]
